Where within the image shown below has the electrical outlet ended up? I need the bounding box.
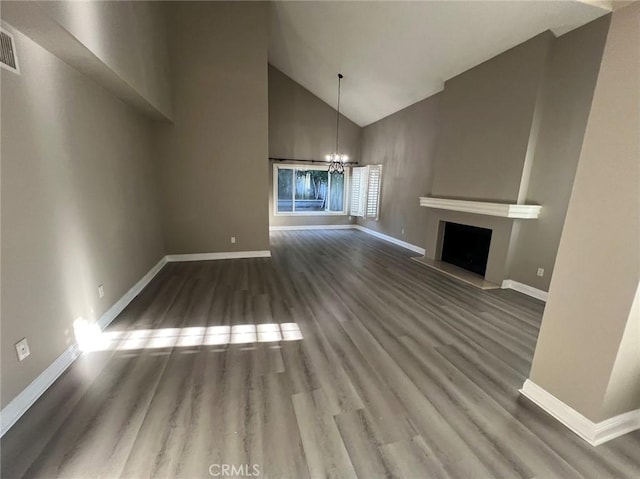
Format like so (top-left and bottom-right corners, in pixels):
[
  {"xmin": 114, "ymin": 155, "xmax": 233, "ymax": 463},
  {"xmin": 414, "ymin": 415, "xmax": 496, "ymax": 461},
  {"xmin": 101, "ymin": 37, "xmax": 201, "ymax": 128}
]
[
  {"xmin": 537, "ymin": 268, "xmax": 544, "ymax": 277},
  {"xmin": 401, "ymin": 228, "xmax": 405, "ymax": 235},
  {"xmin": 98, "ymin": 284, "xmax": 104, "ymax": 298},
  {"xmin": 231, "ymin": 236, "xmax": 236, "ymax": 244},
  {"xmin": 15, "ymin": 338, "xmax": 30, "ymax": 361}
]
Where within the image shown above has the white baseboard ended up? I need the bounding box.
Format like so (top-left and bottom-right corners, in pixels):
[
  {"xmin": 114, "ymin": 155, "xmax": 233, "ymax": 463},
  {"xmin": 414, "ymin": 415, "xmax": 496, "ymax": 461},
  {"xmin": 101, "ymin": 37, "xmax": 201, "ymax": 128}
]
[
  {"xmin": 165, "ymin": 250, "xmax": 271, "ymax": 262},
  {"xmin": 0, "ymin": 255, "xmax": 167, "ymax": 438},
  {"xmin": 270, "ymin": 224, "xmax": 354, "ymax": 231},
  {"xmin": 0, "ymin": 343, "xmax": 81, "ymax": 437},
  {"xmin": 97, "ymin": 256, "xmax": 168, "ymax": 330},
  {"xmin": 353, "ymin": 225, "xmax": 426, "ymax": 255},
  {"xmin": 502, "ymin": 279, "xmax": 548, "ymax": 302},
  {"xmin": 520, "ymin": 379, "xmax": 640, "ymax": 446}
]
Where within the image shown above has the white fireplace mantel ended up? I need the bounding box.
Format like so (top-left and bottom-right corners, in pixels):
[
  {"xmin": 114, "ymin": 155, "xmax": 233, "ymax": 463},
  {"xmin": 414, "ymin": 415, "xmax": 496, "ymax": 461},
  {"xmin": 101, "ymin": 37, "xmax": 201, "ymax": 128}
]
[{"xmin": 419, "ymin": 197, "xmax": 541, "ymax": 219}]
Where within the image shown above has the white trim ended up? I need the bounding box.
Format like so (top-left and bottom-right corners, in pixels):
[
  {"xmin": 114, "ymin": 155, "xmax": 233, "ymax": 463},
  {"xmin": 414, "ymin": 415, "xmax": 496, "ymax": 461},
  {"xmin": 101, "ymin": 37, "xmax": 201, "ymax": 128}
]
[
  {"xmin": 270, "ymin": 225, "xmax": 354, "ymax": 231},
  {"xmin": 501, "ymin": 279, "xmax": 548, "ymax": 302},
  {"xmin": 97, "ymin": 257, "xmax": 167, "ymax": 330},
  {"xmin": 0, "ymin": 256, "xmax": 167, "ymax": 437},
  {"xmin": 354, "ymin": 225, "xmax": 426, "ymax": 255},
  {"xmin": 165, "ymin": 250, "xmax": 271, "ymax": 262},
  {"xmin": 419, "ymin": 197, "xmax": 541, "ymax": 219},
  {"xmin": 520, "ymin": 379, "xmax": 640, "ymax": 446},
  {"xmin": 0, "ymin": 343, "xmax": 80, "ymax": 437}
]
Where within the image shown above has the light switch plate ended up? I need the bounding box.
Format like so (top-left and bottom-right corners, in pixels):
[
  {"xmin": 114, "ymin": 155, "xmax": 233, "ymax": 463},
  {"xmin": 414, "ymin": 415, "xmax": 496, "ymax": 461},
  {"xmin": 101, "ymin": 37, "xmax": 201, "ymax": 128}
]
[
  {"xmin": 15, "ymin": 338, "xmax": 30, "ymax": 361},
  {"xmin": 98, "ymin": 284, "xmax": 104, "ymax": 298}
]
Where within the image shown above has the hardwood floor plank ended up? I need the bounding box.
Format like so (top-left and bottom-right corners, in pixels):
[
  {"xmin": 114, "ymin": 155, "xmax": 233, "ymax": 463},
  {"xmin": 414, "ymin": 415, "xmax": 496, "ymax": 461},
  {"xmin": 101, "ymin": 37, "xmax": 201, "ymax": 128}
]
[
  {"xmin": 280, "ymin": 340, "xmax": 322, "ymax": 395},
  {"xmin": 292, "ymin": 389, "xmax": 358, "ymax": 479},
  {"xmin": 287, "ymin": 306, "xmax": 364, "ymax": 415},
  {"xmin": 260, "ymin": 373, "xmax": 310, "ymax": 479},
  {"xmin": 119, "ymin": 350, "xmax": 200, "ymax": 478},
  {"xmin": 334, "ymin": 409, "xmax": 395, "ymax": 479},
  {"xmin": 379, "ymin": 436, "xmax": 451, "ymax": 479}
]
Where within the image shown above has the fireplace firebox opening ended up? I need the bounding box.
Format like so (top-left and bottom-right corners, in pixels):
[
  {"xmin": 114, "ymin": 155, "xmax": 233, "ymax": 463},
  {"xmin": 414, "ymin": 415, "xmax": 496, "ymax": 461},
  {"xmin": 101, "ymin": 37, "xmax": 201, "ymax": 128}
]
[{"xmin": 441, "ymin": 222, "xmax": 492, "ymax": 277}]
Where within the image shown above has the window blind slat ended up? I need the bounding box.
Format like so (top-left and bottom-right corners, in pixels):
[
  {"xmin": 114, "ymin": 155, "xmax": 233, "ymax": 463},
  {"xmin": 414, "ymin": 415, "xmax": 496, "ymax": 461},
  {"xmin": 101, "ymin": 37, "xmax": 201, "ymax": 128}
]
[{"xmin": 350, "ymin": 167, "xmax": 364, "ymax": 216}]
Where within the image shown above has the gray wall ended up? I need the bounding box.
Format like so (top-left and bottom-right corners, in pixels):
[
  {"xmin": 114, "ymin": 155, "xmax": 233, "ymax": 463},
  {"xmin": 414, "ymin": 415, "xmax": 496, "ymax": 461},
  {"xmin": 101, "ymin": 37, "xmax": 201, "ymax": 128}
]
[
  {"xmin": 357, "ymin": 95, "xmax": 441, "ymax": 248},
  {"xmin": 268, "ymin": 66, "xmax": 361, "ymax": 228},
  {"xmin": 354, "ymin": 21, "xmax": 607, "ymax": 292},
  {"xmin": 1, "ymin": 28, "xmax": 165, "ymax": 408},
  {"xmin": 529, "ymin": 3, "xmax": 640, "ymax": 422},
  {"xmin": 2, "ymin": 0, "xmax": 173, "ymax": 120},
  {"xmin": 38, "ymin": 1, "xmax": 173, "ymax": 119},
  {"xmin": 508, "ymin": 16, "xmax": 610, "ymax": 291},
  {"xmin": 430, "ymin": 32, "xmax": 553, "ymax": 203},
  {"xmin": 156, "ymin": 2, "xmax": 270, "ymax": 253}
]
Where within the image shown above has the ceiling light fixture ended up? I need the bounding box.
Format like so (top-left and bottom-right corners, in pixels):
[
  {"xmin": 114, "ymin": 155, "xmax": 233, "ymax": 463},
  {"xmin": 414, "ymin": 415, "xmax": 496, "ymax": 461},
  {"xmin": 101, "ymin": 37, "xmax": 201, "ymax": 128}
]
[{"xmin": 326, "ymin": 73, "xmax": 348, "ymax": 174}]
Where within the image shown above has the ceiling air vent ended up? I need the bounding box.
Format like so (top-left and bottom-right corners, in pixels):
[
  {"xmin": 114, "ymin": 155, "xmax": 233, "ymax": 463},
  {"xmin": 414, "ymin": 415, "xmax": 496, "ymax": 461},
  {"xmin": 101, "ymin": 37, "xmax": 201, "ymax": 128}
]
[{"xmin": 0, "ymin": 27, "xmax": 20, "ymax": 74}]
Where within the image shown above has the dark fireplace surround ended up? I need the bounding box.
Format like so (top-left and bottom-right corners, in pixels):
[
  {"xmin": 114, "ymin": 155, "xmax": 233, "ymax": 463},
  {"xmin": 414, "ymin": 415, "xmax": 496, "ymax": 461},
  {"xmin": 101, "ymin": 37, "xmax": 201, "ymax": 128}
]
[{"xmin": 441, "ymin": 222, "xmax": 492, "ymax": 277}]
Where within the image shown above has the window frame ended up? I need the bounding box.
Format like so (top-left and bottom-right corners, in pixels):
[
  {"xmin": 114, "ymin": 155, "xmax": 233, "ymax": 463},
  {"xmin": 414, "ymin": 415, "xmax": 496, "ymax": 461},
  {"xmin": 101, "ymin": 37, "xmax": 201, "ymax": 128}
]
[{"xmin": 273, "ymin": 163, "xmax": 350, "ymax": 216}]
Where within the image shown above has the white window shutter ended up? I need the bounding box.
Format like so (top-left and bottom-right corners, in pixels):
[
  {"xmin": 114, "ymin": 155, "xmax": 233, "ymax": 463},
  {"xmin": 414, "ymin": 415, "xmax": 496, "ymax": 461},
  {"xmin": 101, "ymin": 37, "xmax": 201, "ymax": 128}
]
[
  {"xmin": 350, "ymin": 167, "xmax": 364, "ymax": 216},
  {"xmin": 350, "ymin": 165, "xmax": 382, "ymax": 220},
  {"xmin": 365, "ymin": 165, "xmax": 382, "ymax": 220}
]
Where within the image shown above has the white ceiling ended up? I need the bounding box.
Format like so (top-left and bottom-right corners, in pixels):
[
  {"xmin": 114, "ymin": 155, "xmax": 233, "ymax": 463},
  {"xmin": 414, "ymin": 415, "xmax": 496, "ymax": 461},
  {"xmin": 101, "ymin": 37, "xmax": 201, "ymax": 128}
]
[{"xmin": 268, "ymin": 1, "xmax": 609, "ymax": 126}]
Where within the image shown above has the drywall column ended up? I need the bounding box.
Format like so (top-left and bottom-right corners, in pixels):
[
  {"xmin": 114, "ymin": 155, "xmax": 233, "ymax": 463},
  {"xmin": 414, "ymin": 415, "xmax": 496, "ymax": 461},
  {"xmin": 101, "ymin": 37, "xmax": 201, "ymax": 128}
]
[
  {"xmin": 156, "ymin": 2, "xmax": 269, "ymax": 254},
  {"xmin": 506, "ymin": 16, "xmax": 610, "ymax": 292},
  {"xmin": 525, "ymin": 2, "xmax": 640, "ymax": 436}
]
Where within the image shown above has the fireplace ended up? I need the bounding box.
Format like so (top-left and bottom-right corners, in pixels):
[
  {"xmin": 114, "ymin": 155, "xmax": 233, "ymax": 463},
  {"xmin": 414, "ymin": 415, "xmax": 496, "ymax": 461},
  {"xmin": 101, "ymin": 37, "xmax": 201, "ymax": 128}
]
[{"xmin": 441, "ymin": 222, "xmax": 492, "ymax": 277}]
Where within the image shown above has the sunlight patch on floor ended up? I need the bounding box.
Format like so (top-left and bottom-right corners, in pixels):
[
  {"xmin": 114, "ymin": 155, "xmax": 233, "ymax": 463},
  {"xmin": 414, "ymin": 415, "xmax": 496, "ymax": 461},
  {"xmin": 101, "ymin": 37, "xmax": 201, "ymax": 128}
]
[{"xmin": 74, "ymin": 318, "xmax": 302, "ymax": 352}]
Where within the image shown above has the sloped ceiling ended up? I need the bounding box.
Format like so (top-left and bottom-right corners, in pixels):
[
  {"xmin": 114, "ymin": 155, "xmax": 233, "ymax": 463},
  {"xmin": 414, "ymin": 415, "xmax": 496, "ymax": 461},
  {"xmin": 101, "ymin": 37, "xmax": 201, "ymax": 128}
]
[{"xmin": 269, "ymin": 1, "xmax": 609, "ymax": 126}]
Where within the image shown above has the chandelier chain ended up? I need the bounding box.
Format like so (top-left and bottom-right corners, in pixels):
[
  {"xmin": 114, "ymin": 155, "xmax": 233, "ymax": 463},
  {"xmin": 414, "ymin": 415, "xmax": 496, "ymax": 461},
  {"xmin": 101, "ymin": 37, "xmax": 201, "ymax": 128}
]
[{"xmin": 327, "ymin": 73, "xmax": 346, "ymax": 175}]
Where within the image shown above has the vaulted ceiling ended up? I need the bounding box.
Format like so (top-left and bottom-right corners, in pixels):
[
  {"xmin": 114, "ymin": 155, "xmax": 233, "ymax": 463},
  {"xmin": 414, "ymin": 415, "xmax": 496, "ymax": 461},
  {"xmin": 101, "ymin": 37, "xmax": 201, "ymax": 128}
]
[{"xmin": 268, "ymin": 1, "xmax": 610, "ymax": 126}]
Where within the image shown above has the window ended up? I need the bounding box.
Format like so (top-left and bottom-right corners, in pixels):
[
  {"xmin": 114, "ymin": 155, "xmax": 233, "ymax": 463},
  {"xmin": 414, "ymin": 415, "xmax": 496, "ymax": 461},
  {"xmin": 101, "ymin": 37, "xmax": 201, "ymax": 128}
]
[
  {"xmin": 274, "ymin": 164, "xmax": 348, "ymax": 215},
  {"xmin": 350, "ymin": 165, "xmax": 382, "ymax": 220}
]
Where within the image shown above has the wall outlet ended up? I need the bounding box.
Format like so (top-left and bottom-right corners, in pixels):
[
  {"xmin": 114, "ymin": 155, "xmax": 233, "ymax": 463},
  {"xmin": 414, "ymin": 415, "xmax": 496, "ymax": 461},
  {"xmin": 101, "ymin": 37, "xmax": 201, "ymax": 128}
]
[
  {"xmin": 15, "ymin": 338, "xmax": 30, "ymax": 361},
  {"xmin": 401, "ymin": 228, "xmax": 405, "ymax": 235},
  {"xmin": 537, "ymin": 268, "xmax": 544, "ymax": 277},
  {"xmin": 98, "ymin": 284, "xmax": 104, "ymax": 298},
  {"xmin": 231, "ymin": 236, "xmax": 236, "ymax": 244}
]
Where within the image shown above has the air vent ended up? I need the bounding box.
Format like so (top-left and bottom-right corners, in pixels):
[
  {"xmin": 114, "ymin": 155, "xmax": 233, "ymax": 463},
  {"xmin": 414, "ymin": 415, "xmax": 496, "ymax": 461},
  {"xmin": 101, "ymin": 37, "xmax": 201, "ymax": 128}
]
[{"xmin": 0, "ymin": 27, "xmax": 20, "ymax": 74}]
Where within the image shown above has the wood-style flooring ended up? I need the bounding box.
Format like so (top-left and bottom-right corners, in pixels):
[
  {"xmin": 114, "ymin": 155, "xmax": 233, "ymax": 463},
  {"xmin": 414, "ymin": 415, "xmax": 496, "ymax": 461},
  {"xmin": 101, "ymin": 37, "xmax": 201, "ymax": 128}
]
[{"xmin": 2, "ymin": 230, "xmax": 639, "ymax": 478}]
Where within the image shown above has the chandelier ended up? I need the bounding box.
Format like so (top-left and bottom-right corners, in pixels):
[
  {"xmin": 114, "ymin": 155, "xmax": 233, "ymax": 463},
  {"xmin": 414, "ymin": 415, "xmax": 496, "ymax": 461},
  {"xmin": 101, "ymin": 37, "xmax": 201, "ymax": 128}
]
[{"xmin": 326, "ymin": 73, "xmax": 348, "ymax": 174}]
